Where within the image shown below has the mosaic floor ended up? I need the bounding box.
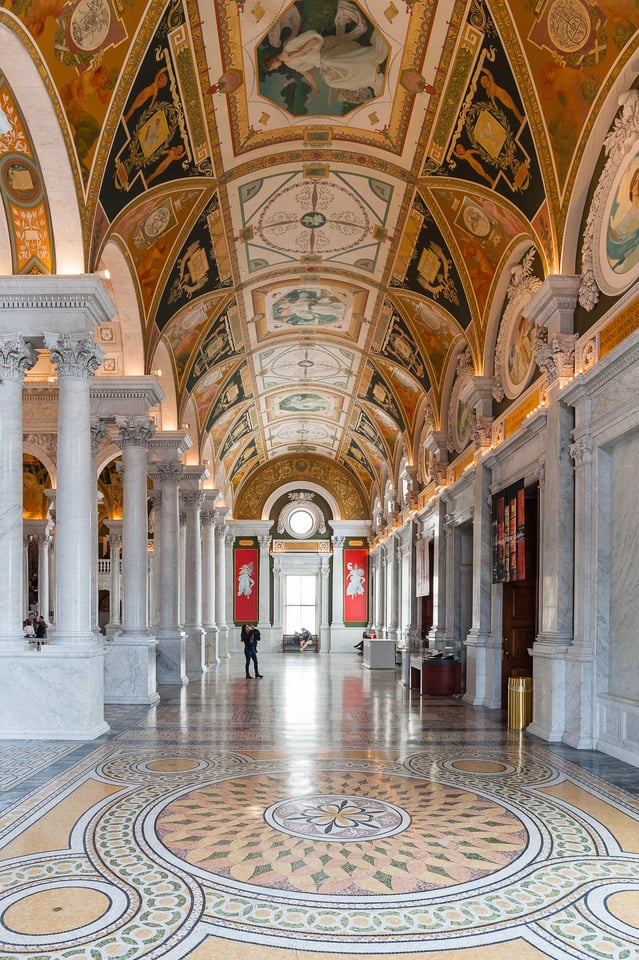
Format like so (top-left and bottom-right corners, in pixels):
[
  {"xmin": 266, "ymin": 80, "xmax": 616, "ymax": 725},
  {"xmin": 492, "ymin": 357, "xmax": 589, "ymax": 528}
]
[{"xmin": 0, "ymin": 654, "xmax": 638, "ymax": 959}]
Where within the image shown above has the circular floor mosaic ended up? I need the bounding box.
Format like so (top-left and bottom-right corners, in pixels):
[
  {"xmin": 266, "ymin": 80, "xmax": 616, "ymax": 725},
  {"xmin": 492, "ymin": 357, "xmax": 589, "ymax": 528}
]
[
  {"xmin": 154, "ymin": 769, "xmax": 529, "ymax": 896},
  {"xmin": 264, "ymin": 794, "xmax": 410, "ymax": 841}
]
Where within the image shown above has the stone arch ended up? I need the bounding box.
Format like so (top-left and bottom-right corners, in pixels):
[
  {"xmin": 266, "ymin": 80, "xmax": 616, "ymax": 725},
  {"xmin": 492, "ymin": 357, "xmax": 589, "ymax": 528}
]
[{"xmin": 0, "ymin": 17, "xmax": 83, "ymax": 273}]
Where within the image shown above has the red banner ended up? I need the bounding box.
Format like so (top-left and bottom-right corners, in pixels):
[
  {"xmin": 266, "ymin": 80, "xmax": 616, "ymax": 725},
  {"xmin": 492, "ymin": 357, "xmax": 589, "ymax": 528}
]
[
  {"xmin": 344, "ymin": 548, "xmax": 368, "ymax": 623},
  {"xmin": 234, "ymin": 548, "xmax": 258, "ymax": 623}
]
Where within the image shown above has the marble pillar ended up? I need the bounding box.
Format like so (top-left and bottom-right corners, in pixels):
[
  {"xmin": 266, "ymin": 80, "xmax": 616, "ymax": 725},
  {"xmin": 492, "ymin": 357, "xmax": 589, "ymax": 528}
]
[
  {"xmin": 214, "ymin": 512, "xmax": 229, "ymax": 658},
  {"xmin": 387, "ymin": 536, "xmax": 400, "ymax": 642},
  {"xmin": 320, "ymin": 555, "xmax": 330, "ymax": 652},
  {"xmin": 181, "ymin": 467, "xmax": 208, "ymax": 678},
  {"xmin": 24, "ymin": 332, "xmax": 108, "ymax": 739},
  {"xmin": 224, "ymin": 531, "xmax": 234, "ymax": 653},
  {"xmin": 105, "ymin": 521, "xmax": 122, "ymax": 636},
  {"xmin": 104, "ymin": 417, "xmax": 158, "ymax": 705},
  {"xmin": 45, "ymin": 490, "xmax": 56, "ymax": 626},
  {"xmin": 464, "ymin": 461, "xmax": 496, "ymax": 707},
  {"xmin": 331, "ymin": 536, "xmax": 345, "ymax": 629},
  {"xmin": 0, "ymin": 336, "xmax": 36, "ymax": 649},
  {"xmin": 151, "ymin": 462, "xmax": 187, "ymax": 685},
  {"xmin": 201, "ymin": 493, "xmax": 218, "ymax": 667},
  {"xmin": 272, "ymin": 555, "xmax": 283, "ymax": 637},
  {"xmin": 373, "ymin": 548, "xmax": 384, "ymax": 636},
  {"xmin": 428, "ymin": 499, "xmax": 448, "ymax": 649},
  {"xmin": 179, "ymin": 511, "xmax": 186, "ymax": 628},
  {"xmin": 258, "ymin": 534, "xmax": 271, "ymax": 634},
  {"xmin": 37, "ymin": 530, "xmax": 51, "ymax": 623},
  {"xmin": 527, "ymin": 276, "xmax": 580, "ymax": 742},
  {"xmin": 90, "ymin": 418, "xmax": 107, "ymax": 637}
]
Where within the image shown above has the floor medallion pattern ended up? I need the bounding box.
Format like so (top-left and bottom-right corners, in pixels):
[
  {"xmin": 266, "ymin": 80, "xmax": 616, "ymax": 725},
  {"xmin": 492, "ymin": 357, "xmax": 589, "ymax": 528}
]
[{"xmin": 0, "ymin": 659, "xmax": 637, "ymax": 960}]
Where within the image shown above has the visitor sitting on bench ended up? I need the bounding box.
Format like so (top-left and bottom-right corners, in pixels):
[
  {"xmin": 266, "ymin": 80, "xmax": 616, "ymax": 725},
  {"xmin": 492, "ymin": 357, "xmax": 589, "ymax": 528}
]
[{"xmin": 297, "ymin": 626, "xmax": 312, "ymax": 651}]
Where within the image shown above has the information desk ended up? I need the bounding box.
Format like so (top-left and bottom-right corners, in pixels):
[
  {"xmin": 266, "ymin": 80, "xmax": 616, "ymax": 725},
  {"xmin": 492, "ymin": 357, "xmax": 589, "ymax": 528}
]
[
  {"xmin": 363, "ymin": 638, "xmax": 396, "ymax": 669},
  {"xmin": 410, "ymin": 657, "xmax": 461, "ymax": 695}
]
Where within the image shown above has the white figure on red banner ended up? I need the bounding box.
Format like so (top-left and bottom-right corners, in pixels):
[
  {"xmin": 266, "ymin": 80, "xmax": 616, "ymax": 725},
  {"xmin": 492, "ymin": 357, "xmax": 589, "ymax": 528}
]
[
  {"xmin": 346, "ymin": 561, "xmax": 365, "ymax": 597},
  {"xmin": 237, "ymin": 561, "xmax": 255, "ymax": 597}
]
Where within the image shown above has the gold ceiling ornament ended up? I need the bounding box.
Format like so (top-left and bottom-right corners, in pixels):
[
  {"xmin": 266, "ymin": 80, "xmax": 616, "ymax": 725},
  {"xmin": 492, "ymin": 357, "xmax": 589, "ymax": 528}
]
[{"xmin": 233, "ymin": 455, "xmax": 369, "ymax": 521}]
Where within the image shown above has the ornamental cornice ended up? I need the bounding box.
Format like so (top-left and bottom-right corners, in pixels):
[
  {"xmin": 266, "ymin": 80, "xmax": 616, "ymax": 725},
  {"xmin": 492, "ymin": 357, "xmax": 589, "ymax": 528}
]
[{"xmin": 0, "ymin": 275, "xmax": 116, "ymax": 331}]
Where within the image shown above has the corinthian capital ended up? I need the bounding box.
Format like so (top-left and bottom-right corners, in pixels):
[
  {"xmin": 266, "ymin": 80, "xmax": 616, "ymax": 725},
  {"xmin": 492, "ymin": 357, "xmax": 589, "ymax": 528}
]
[
  {"xmin": 44, "ymin": 333, "xmax": 104, "ymax": 379},
  {"xmin": 116, "ymin": 416, "xmax": 156, "ymax": 448},
  {"xmin": 0, "ymin": 334, "xmax": 37, "ymax": 381}
]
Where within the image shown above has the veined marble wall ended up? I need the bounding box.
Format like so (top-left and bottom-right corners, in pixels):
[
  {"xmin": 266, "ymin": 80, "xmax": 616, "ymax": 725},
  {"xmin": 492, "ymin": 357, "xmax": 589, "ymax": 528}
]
[{"xmin": 609, "ymin": 432, "xmax": 639, "ymax": 702}]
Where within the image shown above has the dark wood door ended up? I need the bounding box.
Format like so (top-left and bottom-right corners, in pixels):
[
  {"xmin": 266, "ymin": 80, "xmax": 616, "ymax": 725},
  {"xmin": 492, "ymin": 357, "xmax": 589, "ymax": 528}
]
[{"xmin": 501, "ymin": 493, "xmax": 538, "ymax": 708}]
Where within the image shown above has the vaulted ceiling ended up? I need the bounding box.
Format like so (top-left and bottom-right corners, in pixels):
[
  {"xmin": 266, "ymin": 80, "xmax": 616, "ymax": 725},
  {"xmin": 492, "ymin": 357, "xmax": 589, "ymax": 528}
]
[{"xmin": 1, "ymin": 0, "xmax": 637, "ymax": 518}]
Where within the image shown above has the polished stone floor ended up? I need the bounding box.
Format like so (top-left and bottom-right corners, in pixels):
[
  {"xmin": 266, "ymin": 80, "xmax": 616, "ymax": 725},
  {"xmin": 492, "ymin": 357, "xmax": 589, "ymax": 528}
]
[{"xmin": 0, "ymin": 652, "xmax": 638, "ymax": 959}]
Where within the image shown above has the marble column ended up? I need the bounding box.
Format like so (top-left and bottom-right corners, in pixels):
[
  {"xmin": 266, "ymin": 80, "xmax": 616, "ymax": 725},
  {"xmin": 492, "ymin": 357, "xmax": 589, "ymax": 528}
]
[
  {"xmin": 464, "ymin": 461, "xmax": 497, "ymax": 707},
  {"xmin": 35, "ymin": 332, "xmax": 108, "ymax": 739},
  {"xmin": 428, "ymin": 499, "xmax": 448, "ymax": 649},
  {"xmin": 373, "ymin": 548, "xmax": 384, "ymax": 636},
  {"xmin": 37, "ymin": 530, "xmax": 51, "ymax": 623},
  {"xmin": 564, "ymin": 419, "xmax": 596, "ymax": 748},
  {"xmin": 272, "ymin": 555, "xmax": 283, "ymax": 637},
  {"xmin": 105, "ymin": 521, "xmax": 122, "ymax": 636},
  {"xmin": 224, "ymin": 531, "xmax": 234, "ymax": 651},
  {"xmin": 527, "ymin": 275, "xmax": 580, "ymax": 742},
  {"xmin": 201, "ymin": 492, "xmax": 218, "ymax": 667},
  {"xmin": 105, "ymin": 417, "xmax": 158, "ymax": 704},
  {"xmin": 320, "ymin": 554, "xmax": 330, "ymax": 652},
  {"xmin": 0, "ymin": 336, "xmax": 36, "ymax": 648},
  {"xmin": 23, "ymin": 535, "xmax": 32, "ymax": 617},
  {"xmin": 181, "ymin": 467, "xmax": 207, "ymax": 679},
  {"xmin": 212, "ymin": 516, "xmax": 228, "ymax": 660},
  {"xmin": 331, "ymin": 535, "xmax": 345, "ymax": 629},
  {"xmin": 151, "ymin": 462, "xmax": 187, "ymax": 685},
  {"xmin": 257, "ymin": 534, "xmax": 271, "ymax": 633},
  {"xmin": 386, "ymin": 536, "xmax": 400, "ymax": 642},
  {"xmin": 90, "ymin": 418, "xmax": 107, "ymax": 637},
  {"xmin": 45, "ymin": 490, "xmax": 56, "ymax": 626},
  {"xmin": 148, "ymin": 489, "xmax": 161, "ymax": 630},
  {"xmin": 179, "ymin": 511, "xmax": 186, "ymax": 628}
]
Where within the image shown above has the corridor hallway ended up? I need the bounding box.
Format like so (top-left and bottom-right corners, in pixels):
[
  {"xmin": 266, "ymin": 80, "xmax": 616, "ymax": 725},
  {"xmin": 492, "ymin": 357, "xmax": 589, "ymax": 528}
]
[{"xmin": 0, "ymin": 654, "xmax": 638, "ymax": 960}]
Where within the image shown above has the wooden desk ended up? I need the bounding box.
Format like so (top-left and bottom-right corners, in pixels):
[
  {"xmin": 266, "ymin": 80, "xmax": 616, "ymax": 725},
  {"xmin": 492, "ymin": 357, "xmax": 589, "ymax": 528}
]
[{"xmin": 410, "ymin": 658, "xmax": 461, "ymax": 695}]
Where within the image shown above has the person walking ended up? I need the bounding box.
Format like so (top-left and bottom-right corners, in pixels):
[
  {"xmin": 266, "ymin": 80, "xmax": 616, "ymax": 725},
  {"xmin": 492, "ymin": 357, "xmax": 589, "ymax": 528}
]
[{"xmin": 241, "ymin": 623, "xmax": 263, "ymax": 679}]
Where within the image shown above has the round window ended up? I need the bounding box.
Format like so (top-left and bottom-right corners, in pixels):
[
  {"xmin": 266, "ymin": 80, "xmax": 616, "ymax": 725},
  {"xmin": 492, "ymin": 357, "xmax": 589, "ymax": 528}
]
[{"xmin": 288, "ymin": 508, "xmax": 315, "ymax": 537}]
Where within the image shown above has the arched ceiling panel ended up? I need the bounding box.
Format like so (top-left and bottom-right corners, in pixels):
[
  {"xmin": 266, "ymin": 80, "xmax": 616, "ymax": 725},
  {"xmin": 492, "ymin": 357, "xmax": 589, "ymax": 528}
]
[{"xmin": 5, "ymin": 0, "xmax": 636, "ymax": 514}]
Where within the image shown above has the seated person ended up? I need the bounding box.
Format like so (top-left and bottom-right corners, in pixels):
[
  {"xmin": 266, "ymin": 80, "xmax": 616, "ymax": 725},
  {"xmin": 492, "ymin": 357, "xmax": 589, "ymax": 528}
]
[{"xmin": 298, "ymin": 626, "xmax": 312, "ymax": 651}]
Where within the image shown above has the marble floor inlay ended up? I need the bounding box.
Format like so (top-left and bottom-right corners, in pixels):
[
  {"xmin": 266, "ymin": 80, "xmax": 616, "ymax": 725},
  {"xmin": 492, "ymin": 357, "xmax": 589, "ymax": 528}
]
[{"xmin": 0, "ymin": 654, "xmax": 638, "ymax": 959}]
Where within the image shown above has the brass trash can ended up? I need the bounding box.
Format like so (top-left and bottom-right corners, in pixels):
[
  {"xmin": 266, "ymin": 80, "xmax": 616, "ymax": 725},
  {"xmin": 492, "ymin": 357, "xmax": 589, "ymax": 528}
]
[{"xmin": 507, "ymin": 676, "xmax": 532, "ymax": 729}]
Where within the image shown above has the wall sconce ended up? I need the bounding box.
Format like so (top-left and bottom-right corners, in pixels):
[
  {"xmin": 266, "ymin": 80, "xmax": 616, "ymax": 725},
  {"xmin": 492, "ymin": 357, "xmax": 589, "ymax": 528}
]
[
  {"xmin": 152, "ymin": 368, "xmax": 162, "ymax": 377},
  {"xmin": 181, "ymin": 423, "xmax": 190, "ymax": 430}
]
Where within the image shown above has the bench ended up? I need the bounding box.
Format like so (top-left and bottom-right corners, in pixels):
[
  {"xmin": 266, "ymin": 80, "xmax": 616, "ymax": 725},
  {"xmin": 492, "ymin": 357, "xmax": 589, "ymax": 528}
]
[{"xmin": 282, "ymin": 633, "xmax": 319, "ymax": 653}]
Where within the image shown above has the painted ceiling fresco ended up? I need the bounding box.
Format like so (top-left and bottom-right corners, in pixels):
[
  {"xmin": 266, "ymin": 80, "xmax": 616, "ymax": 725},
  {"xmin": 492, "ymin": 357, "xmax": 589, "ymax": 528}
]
[{"xmin": 3, "ymin": 0, "xmax": 638, "ymax": 513}]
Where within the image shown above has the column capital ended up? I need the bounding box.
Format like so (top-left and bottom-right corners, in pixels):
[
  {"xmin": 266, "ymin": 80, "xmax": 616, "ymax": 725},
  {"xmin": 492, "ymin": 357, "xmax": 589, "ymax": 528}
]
[
  {"xmin": 201, "ymin": 511, "xmax": 216, "ymax": 527},
  {"xmin": 90, "ymin": 417, "xmax": 108, "ymax": 453},
  {"xmin": 332, "ymin": 535, "xmax": 345, "ymax": 548},
  {"xmin": 258, "ymin": 534, "xmax": 271, "ymax": 550},
  {"xmin": 0, "ymin": 334, "xmax": 37, "ymax": 380},
  {"xmin": 45, "ymin": 333, "xmax": 104, "ymax": 380},
  {"xmin": 150, "ymin": 462, "xmax": 183, "ymax": 485},
  {"xmin": 182, "ymin": 491, "xmax": 205, "ymax": 511},
  {"xmin": 115, "ymin": 415, "xmax": 156, "ymax": 448}
]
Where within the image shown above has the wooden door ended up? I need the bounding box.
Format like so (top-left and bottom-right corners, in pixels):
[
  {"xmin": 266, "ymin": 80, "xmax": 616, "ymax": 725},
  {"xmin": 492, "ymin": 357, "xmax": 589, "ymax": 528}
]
[{"xmin": 501, "ymin": 493, "xmax": 538, "ymax": 708}]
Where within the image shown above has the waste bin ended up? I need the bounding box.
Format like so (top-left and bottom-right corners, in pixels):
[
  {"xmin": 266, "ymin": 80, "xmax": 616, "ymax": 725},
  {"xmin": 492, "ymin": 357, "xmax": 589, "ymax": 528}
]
[{"xmin": 507, "ymin": 676, "xmax": 532, "ymax": 729}]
